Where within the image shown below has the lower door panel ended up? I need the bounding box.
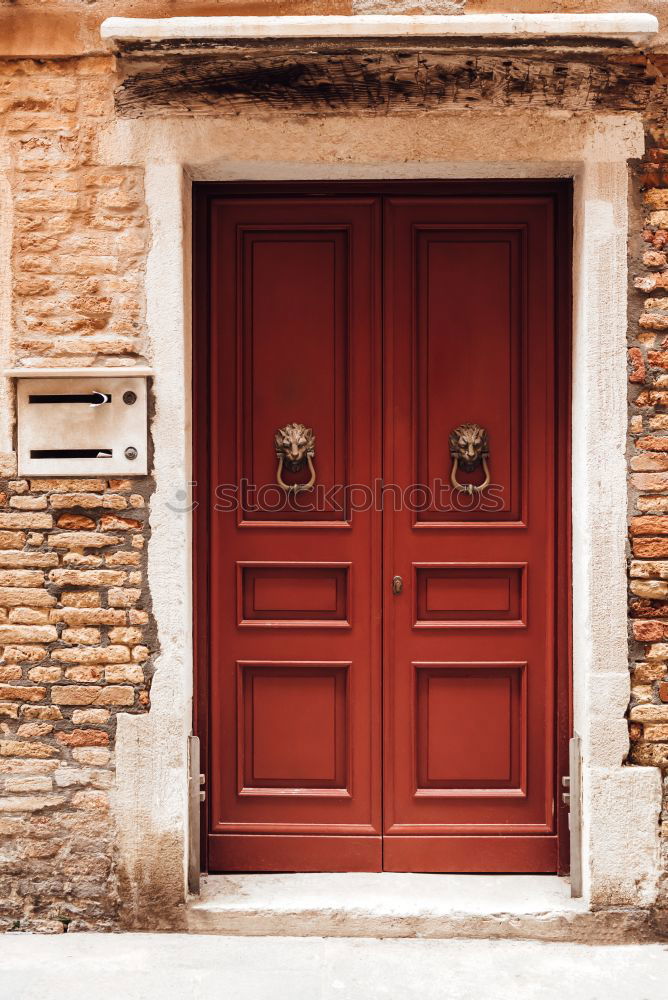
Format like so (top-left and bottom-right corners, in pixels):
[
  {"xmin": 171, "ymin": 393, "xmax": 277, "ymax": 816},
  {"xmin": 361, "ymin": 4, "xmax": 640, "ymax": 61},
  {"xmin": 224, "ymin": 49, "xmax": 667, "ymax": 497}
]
[{"xmin": 209, "ymin": 836, "xmax": 382, "ymax": 873}]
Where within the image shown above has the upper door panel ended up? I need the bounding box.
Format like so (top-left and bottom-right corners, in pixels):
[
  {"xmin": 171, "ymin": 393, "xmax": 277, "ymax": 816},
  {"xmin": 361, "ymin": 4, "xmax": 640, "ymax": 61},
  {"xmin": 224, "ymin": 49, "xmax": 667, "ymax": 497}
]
[
  {"xmin": 415, "ymin": 225, "xmax": 524, "ymax": 522},
  {"xmin": 211, "ymin": 198, "xmax": 379, "ymax": 526}
]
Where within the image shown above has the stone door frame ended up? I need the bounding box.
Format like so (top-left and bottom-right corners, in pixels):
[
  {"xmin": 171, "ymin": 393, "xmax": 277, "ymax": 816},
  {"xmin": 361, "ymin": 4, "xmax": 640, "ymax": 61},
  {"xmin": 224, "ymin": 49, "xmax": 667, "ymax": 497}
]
[{"xmin": 101, "ymin": 110, "xmax": 662, "ymax": 911}]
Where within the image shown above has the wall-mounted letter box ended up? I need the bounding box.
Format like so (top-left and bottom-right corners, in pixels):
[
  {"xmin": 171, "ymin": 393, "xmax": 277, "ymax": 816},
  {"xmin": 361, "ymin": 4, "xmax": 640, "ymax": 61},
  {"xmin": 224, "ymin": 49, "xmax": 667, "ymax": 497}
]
[{"xmin": 13, "ymin": 371, "xmax": 151, "ymax": 477}]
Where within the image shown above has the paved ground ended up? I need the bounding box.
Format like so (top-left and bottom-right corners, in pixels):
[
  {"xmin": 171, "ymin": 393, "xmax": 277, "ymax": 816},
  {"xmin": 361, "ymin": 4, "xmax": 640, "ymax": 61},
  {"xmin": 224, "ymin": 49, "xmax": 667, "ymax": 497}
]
[{"xmin": 0, "ymin": 934, "xmax": 667, "ymax": 1000}]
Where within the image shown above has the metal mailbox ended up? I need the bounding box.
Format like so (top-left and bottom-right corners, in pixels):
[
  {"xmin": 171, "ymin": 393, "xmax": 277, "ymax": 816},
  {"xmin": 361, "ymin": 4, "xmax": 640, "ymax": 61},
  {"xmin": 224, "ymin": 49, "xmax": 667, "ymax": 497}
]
[{"xmin": 14, "ymin": 372, "xmax": 150, "ymax": 477}]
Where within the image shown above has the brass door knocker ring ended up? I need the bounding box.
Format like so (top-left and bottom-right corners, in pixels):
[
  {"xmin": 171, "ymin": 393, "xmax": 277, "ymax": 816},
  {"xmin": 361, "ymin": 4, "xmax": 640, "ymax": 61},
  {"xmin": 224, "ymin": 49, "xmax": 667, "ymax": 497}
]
[
  {"xmin": 449, "ymin": 423, "xmax": 491, "ymax": 495},
  {"xmin": 274, "ymin": 422, "xmax": 316, "ymax": 494}
]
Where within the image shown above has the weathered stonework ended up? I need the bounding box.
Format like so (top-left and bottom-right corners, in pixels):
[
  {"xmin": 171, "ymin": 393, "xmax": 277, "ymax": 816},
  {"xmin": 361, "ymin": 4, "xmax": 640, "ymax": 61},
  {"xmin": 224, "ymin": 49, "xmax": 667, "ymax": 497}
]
[
  {"xmin": 3, "ymin": 56, "xmax": 148, "ymax": 366},
  {"xmin": 0, "ymin": 475, "xmax": 154, "ymax": 932},
  {"xmin": 0, "ymin": 54, "xmax": 157, "ymax": 931},
  {"xmin": 628, "ymin": 117, "xmax": 668, "ymax": 935}
]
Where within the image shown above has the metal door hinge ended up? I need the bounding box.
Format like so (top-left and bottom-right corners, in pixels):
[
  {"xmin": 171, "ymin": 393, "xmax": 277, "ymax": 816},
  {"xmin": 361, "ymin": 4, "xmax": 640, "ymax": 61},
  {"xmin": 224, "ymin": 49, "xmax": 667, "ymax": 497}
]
[
  {"xmin": 188, "ymin": 734, "xmax": 202, "ymax": 895},
  {"xmin": 199, "ymin": 772, "xmax": 206, "ymax": 803},
  {"xmin": 567, "ymin": 735, "xmax": 582, "ymax": 899},
  {"xmin": 561, "ymin": 774, "xmax": 570, "ymax": 810}
]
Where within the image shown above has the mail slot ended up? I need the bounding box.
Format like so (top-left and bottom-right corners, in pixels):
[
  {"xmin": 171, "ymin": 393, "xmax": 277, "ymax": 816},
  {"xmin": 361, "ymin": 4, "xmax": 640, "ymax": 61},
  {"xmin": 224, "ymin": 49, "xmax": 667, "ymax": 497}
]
[
  {"xmin": 14, "ymin": 374, "xmax": 149, "ymax": 476},
  {"xmin": 28, "ymin": 391, "xmax": 113, "ymax": 405}
]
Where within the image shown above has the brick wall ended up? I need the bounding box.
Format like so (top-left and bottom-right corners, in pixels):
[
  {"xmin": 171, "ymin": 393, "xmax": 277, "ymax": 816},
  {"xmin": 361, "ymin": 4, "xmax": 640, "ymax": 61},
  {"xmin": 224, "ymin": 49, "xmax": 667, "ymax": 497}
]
[
  {"xmin": 0, "ymin": 57, "xmax": 156, "ymax": 931},
  {"xmin": 0, "ymin": 478, "xmax": 152, "ymax": 932},
  {"xmin": 629, "ymin": 125, "xmax": 668, "ymax": 927},
  {"xmin": 5, "ymin": 56, "xmax": 148, "ymax": 365}
]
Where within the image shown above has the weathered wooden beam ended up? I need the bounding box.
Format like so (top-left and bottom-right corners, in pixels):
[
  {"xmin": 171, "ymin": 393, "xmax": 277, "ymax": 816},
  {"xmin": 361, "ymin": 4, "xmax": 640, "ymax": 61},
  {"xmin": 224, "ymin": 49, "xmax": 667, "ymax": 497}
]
[{"xmin": 113, "ymin": 43, "xmax": 659, "ymax": 116}]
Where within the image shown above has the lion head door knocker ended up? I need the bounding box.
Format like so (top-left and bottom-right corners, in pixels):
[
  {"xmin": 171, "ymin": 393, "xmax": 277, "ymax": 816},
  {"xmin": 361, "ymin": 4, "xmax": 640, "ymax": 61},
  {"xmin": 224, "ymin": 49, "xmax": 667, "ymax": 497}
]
[
  {"xmin": 274, "ymin": 422, "xmax": 316, "ymax": 494},
  {"xmin": 449, "ymin": 423, "xmax": 491, "ymax": 495}
]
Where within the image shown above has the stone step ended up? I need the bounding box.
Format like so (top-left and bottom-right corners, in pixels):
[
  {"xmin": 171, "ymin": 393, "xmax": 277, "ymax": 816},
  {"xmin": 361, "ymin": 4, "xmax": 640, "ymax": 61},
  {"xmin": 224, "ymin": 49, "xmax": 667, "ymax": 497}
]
[{"xmin": 187, "ymin": 873, "xmax": 654, "ymax": 943}]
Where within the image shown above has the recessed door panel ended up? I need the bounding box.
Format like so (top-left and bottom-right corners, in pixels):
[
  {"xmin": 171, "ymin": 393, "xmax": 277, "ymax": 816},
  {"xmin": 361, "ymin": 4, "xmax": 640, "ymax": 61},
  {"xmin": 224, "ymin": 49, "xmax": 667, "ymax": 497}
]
[
  {"xmin": 415, "ymin": 564, "xmax": 526, "ymax": 625},
  {"xmin": 239, "ymin": 563, "xmax": 350, "ymax": 626},
  {"xmin": 239, "ymin": 229, "xmax": 349, "ymax": 522},
  {"xmin": 415, "ymin": 229, "xmax": 524, "ymax": 523},
  {"xmin": 415, "ymin": 662, "xmax": 525, "ymax": 791},
  {"xmin": 238, "ymin": 662, "xmax": 349, "ymax": 790}
]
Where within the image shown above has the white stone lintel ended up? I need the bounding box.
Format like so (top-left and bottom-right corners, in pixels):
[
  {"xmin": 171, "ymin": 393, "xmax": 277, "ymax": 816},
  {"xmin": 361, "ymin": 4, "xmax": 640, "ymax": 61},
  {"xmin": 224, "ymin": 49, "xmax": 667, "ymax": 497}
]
[
  {"xmin": 101, "ymin": 13, "xmax": 659, "ymax": 48},
  {"xmin": 4, "ymin": 367, "xmax": 154, "ymax": 378}
]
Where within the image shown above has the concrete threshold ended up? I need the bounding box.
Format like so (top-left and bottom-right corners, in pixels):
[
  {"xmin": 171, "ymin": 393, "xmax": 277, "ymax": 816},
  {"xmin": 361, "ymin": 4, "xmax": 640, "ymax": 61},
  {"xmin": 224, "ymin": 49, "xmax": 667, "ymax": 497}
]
[{"xmin": 187, "ymin": 873, "xmax": 653, "ymax": 943}]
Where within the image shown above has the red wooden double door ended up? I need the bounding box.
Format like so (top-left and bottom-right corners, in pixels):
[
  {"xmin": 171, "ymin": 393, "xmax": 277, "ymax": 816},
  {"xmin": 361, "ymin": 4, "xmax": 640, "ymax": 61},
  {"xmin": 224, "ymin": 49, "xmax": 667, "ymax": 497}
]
[{"xmin": 195, "ymin": 184, "xmax": 570, "ymax": 875}]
